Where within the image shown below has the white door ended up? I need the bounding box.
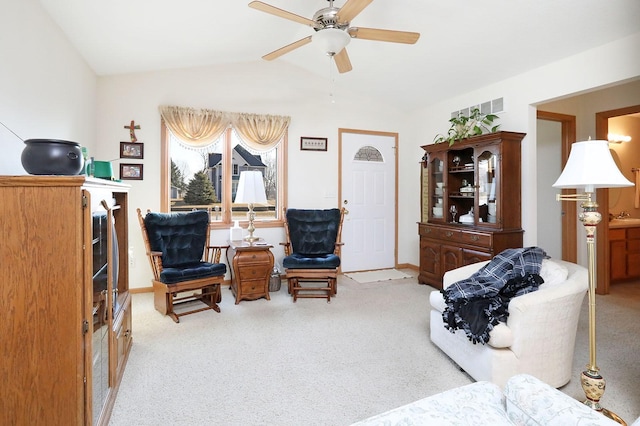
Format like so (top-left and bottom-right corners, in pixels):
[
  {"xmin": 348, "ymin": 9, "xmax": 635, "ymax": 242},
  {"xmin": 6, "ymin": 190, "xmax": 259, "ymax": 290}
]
[{"xmin": 339, "ymin": 130, "xmax": 397, "ymax": 272}]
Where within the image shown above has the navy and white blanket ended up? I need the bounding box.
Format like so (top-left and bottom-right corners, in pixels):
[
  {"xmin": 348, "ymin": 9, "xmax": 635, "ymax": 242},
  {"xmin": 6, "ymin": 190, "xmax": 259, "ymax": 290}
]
[{"xmin": 441, "ymin": 247, "xmax": 547, "ymax": 345}]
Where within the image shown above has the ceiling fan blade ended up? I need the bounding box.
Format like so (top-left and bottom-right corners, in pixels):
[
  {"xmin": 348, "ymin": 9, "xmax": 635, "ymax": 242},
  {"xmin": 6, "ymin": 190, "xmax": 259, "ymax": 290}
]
[
  {"xmin": 334, "ymin": 48, "xmax": 353, "ymax": 74},
  {"xmin": 337, "ymin": 0, "xmax": 373, "ymax": 24},
  {"xmin": 348, "ymin": 27, "xmax": 420, "ymax": 44},
  {"xmin": 262, "ymin": 36, "xmax": 313, "ymax": 61},
  {"xmin": 249, "ymin": 1, "xmax": 316, "ymax": 27}
]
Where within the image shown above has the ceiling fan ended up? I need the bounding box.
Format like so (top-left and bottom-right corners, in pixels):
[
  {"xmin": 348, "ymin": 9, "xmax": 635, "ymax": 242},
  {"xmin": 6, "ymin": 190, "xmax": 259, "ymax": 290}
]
[{"xmin": 248, "ymin": 0, "xmax": 420, "ymax": 73}]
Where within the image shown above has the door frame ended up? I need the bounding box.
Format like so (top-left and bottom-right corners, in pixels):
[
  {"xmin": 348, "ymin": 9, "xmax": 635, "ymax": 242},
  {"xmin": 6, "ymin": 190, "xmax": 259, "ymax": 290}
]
[
  {"xmin": 338, "ymin": 128, "xmax": 399, "ymax": 270},
  {"xmin": 537, "ymin": 110, "xmax": 577, "ymax": 263},
  {"xmin": 595, "ymin": 104, "xmax": 640, "ymax": 294}
]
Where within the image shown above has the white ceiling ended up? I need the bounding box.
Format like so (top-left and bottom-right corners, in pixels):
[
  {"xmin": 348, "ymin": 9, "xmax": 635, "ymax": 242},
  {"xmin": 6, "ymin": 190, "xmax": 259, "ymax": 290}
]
[{"xmin": 38, "ymin": 0, "xmax": 640, "ymax": 110}]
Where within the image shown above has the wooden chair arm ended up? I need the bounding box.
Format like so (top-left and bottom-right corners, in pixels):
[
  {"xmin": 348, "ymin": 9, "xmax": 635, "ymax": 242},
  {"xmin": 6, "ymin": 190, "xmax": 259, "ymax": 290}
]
[
  {"xmin": 205, "ymin": 245, "xmax": 229, "ymax": 264},
  {"xmin": 147, "ymin": 251, "xmax": 164, "ymax": 280},
  {"xmin": 280, "ymin": 241, "xmax": 291, "ymax": 256}
]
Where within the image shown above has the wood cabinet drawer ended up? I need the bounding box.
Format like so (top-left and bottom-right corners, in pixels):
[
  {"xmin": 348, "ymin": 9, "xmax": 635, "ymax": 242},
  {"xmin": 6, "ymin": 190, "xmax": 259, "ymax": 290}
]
[
  {"xmin": 438, "ymin": 228, "xmax": 460, "ymax": 241},
  {"xmin": 240, "ymin": 280, "xmax": 266, "ymax": 295},
  {"xmin": 459, "ymin": 231, "xmax": 491, "ymax": 248},
  {"xmin": 235, "ymin": 250, "xmax": 272, "ymax": 265},
  {"xmin": 238, "ymin": 265, "xmax": 271, "ymax": 280},
  {"xmin": 627, "ymin": 227, "xmax": 640, "ymax": 239},
  {"xmin": 609, "ymin": 229, "xmax": 626, "ymax": 240},
  {"xmin": 419, "ymin": 223, "xmax": 436, "ymax": 236}
]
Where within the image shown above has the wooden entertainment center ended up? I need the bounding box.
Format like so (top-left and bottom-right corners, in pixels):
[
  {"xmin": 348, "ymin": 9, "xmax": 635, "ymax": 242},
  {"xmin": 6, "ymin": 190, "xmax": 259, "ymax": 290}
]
[{"xmin": 0, "ymin": 176, "xmax": 132, "ymax": 425}]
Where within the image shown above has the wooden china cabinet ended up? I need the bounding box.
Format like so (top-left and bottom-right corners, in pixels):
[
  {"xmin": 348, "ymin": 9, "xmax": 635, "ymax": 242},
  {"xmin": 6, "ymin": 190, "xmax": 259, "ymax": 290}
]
[
  {"xmin": 0, "ymin": 176, "xmax": 132, "ymax": 425},
  {"xmin": 418, "ymin": 131, "xmax": 525, "ymax": 289}
]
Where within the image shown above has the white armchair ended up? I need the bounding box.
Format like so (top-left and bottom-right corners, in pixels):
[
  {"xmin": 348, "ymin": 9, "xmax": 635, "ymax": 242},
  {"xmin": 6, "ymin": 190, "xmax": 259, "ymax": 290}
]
[{"xmin": 429, "ymin": 258, "xmax": 588, "ymax": 388}]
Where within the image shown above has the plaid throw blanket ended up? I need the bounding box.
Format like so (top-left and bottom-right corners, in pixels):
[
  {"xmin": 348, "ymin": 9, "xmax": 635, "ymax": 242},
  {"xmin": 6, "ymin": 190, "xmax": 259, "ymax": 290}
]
[{"xmin": 441, "ymin": 247, "xmax": 546, "ymax": 344}]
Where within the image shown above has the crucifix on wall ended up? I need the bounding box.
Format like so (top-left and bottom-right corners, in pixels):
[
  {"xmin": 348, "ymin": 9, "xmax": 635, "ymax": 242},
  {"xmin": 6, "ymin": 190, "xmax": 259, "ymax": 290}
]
[{"xmin": 124, "ymin": 120, "xmax": 141, "ymax": 142}]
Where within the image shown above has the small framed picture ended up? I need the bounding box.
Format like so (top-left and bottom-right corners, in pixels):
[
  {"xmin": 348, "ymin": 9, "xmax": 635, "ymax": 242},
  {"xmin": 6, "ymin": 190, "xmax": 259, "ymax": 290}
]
[
  {"xmin": 300, "ymin": 137, "xmax": 328, "ymax": 151},
  {"xmin": 120, "ymin": 142, "xmax": 144, "ymax": 159},
  {"xmin": 120, "ymin": 163, "xmax": 143, "ymax": 180}
]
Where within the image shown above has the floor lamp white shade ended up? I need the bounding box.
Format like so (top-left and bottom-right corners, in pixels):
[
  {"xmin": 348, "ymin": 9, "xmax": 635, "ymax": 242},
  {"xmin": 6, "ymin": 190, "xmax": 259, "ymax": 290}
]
[
  {"xmin": 552, "ymin": 139, "xmax": 631, "ymax": 424},
  {"xmin": 234, "ymin": 170, "xmax": 267, "ymax": 242},
  {"xmin": 552, "ymin": 139, "xmax": 633, "ymax": 191}
]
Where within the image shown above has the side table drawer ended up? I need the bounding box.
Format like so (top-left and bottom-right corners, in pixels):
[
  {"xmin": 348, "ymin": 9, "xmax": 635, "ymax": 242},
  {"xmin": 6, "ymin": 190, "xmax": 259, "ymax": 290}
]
[
  {"xmin": 236, "ymin": 250, "xmax": 272, "ymax": 266},
  {"xmin": 238, "ymin": 265, "xmax": 271, "ymax": 281},
  {"xmin": 240, "ymin": 280, "xmax": 267, "ymax": 296}
]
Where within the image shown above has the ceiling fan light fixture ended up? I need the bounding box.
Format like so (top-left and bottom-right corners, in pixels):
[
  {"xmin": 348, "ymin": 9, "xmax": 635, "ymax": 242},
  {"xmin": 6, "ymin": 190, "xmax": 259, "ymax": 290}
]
[{"xmin": 312, "ymin": 28, "xmax": 350, "ymax": 56}]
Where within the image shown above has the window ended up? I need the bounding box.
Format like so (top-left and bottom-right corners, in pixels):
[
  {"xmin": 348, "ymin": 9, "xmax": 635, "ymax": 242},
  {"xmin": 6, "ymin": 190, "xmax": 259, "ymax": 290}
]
[{"xmin": 161, "ymin": 122, "xmax": 287, "ymax": 229}]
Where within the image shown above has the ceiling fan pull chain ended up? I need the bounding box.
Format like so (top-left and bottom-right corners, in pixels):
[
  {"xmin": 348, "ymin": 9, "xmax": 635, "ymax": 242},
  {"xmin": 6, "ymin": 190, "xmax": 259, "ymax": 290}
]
[{"xmin": 328, "ymin": 55, "xmax": 336, "ymax": 104}]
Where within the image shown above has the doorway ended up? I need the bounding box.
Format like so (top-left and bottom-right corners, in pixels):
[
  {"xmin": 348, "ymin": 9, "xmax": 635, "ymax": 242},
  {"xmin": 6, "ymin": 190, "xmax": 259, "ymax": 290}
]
[
  {"xmin": 536, "ymin": 111, "xmax": 577, "ymax": 263},
  {"xmin": 595, "ymin": 104, "xmax": 640, "ymax": 294},
  {"xmin": 338, "ymin": 129, "xmax": 398, "ymax": 272}
]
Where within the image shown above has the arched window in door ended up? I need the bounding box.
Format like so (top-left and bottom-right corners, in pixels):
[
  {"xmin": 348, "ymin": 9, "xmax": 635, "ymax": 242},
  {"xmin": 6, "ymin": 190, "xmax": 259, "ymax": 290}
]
[{"xmin": 354, "ymin": 145, "xmax": 383, "ymax": 162}]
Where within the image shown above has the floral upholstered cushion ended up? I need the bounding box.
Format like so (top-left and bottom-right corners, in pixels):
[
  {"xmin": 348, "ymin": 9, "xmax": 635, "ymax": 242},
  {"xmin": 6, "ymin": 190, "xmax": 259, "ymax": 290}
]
[
  {"xmin": 504, "ymin": 374, "xmax": 619, "ymax": 425},
  {"xmin": 351, "ymin": 381, "xmax": 513, "ymax": 426}
]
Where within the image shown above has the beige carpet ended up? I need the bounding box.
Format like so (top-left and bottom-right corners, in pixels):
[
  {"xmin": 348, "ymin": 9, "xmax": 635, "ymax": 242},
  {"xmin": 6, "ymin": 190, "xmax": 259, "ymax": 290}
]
[
  {"xmin": 344, "ymin": 269, "xmax": 411, "ymax": 283},
  {"xmin": 109, "ymin": 273, "xmax": 639, "ymax": 425}
]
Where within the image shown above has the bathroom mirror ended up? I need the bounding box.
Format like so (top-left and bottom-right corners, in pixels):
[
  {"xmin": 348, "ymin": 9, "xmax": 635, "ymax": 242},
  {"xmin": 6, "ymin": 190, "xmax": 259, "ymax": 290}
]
[{"xmin": 608, "ymin": 150, "xmax": 622, "ymax": 210}]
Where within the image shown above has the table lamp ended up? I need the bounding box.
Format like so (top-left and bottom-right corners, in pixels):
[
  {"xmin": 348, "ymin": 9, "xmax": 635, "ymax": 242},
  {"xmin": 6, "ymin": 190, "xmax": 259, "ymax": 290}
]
[
  {"xmin": 234, "ymin": 170, "xmax": 267, "ymax": 242},
  {"xmin": 552, "ymin": 139, "xmax": 632, "ymax": 424}
]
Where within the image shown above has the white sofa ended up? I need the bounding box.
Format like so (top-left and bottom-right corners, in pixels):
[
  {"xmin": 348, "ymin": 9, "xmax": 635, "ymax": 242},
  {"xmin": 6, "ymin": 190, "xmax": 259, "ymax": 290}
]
[
  {"xmin": 430, "ymin": 258, "xmax": 588, "ymax": 388},
  {"xmin": 351, "ymin": 373, "xmax": 619, "ymax": 425}
]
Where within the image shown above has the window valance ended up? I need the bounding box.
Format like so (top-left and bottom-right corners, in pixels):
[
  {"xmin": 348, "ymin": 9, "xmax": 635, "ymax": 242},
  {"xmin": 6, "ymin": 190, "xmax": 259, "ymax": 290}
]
[{"xmin": 159, "ymin": 105, "xmax": 290, "ymax": 151}]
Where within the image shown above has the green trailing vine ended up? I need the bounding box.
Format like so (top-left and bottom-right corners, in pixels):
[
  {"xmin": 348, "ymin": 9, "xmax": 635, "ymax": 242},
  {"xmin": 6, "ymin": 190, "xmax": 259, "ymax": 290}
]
[{"xmin": 433, "ymin": 107, "xmax": 501, "ymax": 146}]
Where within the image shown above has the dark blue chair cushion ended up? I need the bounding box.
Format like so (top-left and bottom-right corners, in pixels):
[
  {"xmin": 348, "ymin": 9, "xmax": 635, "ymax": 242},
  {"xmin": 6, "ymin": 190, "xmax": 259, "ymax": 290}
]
[
  {"xmin": 143, "ymin": 210, "xmax": 210, "ymax": 268},
  {"xmin": 283, "ymin": 208, "xmax": 341, "ymax": 270},
  {"xmin": 285, "ymin": 208, "xmax": 341, "ymax": 255},
  {"xmin": 160, "ymin": 261, "xmax": 227, "ymax": 284},
  {"xmin": 282, "ymin": 253, "xmax": 340, "ymax": 270}
]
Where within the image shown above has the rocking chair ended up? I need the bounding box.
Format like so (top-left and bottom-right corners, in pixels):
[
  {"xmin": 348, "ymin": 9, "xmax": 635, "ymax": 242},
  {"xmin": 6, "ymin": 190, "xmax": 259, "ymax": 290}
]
[
  {"xmin": 281, "ymin": 208, "xmax": 345, "ymax": 302},
  {"xmin": 137, "ymin": 208, "xmax": 227, "ymax": 323}
]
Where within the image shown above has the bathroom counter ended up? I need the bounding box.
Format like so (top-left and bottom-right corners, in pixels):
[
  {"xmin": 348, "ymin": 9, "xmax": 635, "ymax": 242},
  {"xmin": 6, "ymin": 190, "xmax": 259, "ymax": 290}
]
[{"xmin": 609, "ymin": 218, "xmax": 640, "ymax": 229}]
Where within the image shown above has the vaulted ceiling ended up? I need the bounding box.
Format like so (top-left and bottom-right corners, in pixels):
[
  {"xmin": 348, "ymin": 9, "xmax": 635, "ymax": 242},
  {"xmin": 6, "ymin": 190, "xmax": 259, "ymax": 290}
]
[{"xmin": 38, "ymin": 0, "xmax": 640, "ymax": 110}]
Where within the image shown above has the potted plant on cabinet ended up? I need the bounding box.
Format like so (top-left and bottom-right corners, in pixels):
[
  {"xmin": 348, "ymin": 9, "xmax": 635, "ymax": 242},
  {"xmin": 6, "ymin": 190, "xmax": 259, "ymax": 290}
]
[{"xmin": 434, "ymin": 107, "xmax": 500, "ymax": 146}]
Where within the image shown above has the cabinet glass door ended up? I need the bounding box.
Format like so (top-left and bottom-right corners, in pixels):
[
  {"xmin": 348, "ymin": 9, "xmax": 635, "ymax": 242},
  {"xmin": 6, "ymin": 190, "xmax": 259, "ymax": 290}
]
[
  {"xmin": 429, "ymin": 154, "xmax": 445, "ymax": 221},
  {"xmin": 91, "ymin": 210, "xmax": 109, "ymax": 425},
  {"xmin": 477, "ymin": 149, "xmax": 498, "ymax": 226}
]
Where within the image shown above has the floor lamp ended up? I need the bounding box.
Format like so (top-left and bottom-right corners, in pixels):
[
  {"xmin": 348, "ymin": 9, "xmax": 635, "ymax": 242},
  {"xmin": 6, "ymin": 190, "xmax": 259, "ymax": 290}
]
[
  {"xmin": 234, "ymin": 170, "xmax": 267, "ymax": 243},
  {"xmin": 552, "ymin": 139, "xmax": 632, "ymax": 424}
]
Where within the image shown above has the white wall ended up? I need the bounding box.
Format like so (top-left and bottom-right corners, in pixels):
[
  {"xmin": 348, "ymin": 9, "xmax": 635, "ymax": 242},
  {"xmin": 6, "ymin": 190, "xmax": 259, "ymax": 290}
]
[
  {"xmin": 94, "ymin": 63, "xmax": 410, "ymax": 288},
  {"xmin": 0, "ymin": 0, "xmax": 96, "ymax": 174},
  {"xmin": 403, "ymin": 33, "xmax": 640, "ymax": 268}
]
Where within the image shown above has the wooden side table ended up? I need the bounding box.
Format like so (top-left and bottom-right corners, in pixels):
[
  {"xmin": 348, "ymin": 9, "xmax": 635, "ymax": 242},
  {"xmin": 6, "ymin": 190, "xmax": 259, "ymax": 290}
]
[{"xmin": 228, "ymin": 239, "xmax": 274, "ymax": 304}]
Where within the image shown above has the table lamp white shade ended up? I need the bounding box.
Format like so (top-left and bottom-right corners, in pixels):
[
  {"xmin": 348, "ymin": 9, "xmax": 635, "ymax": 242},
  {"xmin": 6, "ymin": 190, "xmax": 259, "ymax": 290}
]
[
  {"xmin": 552, "ymin": 139, "xmax": 633, "ymax": 192},
  {"xmin": 234, "ymin": 171, "xmax": 267, "ymax": 204}
]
